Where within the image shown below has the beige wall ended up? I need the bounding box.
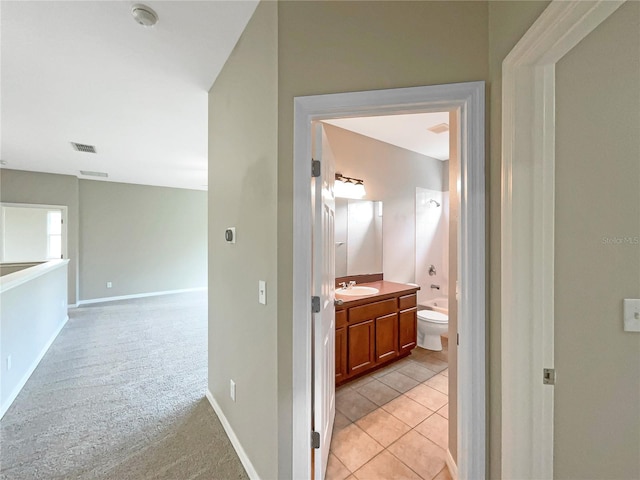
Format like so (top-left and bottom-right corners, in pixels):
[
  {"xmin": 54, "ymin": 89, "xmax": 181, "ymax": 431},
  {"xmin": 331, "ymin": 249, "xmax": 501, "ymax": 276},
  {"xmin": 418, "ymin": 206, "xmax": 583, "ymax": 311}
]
[
  {"xmin": 487, "ymin": 2, "xmax": 550, "ymax": 476},
  {"xmin": 554, "ymin": 3, "xmax": 640, "ymax": 478},
  {"xmin": 276, "ymin": 1, "xmax": 488, "ymax": 476},
  {"xmin": 0, "ymin": 169, "xmax": 206, "ymax": 304},
  {"xmin": 207, "ymin": 1, "xmax": 278, "ymax": 478},
  {"xmin": 79, "ymin": 180, "xmax": 207, "ymax": 301},
  {"xmin": 0, "ymin": 169, "xmax": 80, "ymax": 304}
]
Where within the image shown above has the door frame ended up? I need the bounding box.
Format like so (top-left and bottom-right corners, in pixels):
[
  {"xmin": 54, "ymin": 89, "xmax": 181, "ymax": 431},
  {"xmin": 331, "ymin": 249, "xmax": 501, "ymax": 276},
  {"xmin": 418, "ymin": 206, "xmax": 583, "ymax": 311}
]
[
  {"xmin": 292, "ymin": 81, "xmax": 485, "ymax": 479},
  {"xmin": 500, "ymin": 1, "xmax": 626, "ymax": 478}
]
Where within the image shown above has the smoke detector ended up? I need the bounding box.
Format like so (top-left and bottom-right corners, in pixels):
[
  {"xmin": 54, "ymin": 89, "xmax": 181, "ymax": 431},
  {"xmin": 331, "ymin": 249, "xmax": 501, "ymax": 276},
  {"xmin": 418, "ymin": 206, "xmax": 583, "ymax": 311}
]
[{"xmin": 131, "ymin": 4, "xmax": 158, "ymax": 27}]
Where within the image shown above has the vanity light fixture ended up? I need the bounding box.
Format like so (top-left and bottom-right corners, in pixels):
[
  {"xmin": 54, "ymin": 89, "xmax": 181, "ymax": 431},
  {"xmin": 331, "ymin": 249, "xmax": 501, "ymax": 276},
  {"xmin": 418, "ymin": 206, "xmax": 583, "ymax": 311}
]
[{"xmin": 335, "ymin": 173, "xmax": 366, "ymax": 199}]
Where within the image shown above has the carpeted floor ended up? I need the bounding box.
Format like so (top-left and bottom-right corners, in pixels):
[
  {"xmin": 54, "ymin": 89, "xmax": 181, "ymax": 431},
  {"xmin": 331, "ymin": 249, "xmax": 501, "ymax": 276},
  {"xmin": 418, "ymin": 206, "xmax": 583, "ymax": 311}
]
[{"xmin": 0, "ymin": 291, "xmax": 248, "ymax": 480}]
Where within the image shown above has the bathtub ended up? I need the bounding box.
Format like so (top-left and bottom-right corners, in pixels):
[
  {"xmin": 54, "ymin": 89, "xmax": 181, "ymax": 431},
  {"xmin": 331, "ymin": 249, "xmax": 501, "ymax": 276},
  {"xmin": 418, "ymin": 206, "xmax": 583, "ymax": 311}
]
[{"xmin": 422, "ymin": 297, "xmax": 448, "ymax": 315}]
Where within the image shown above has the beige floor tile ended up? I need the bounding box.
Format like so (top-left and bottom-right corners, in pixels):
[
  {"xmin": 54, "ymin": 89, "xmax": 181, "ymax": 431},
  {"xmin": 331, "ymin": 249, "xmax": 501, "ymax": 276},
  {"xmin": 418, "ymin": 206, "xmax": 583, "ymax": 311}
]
[
  {"xmin": 436, "ymin": 403, "xmax": 449, "ymax": 420},
  {"xmin": 345, "ymin": 476, "xmax": 358, "ymax": 480},
  {"xmin": 433, "ymin": 466, "xmax": 453, "ymax": 480},
  {"xmin": 381, "ymin": 394, "xmax": 433, "ymax": 427},
  {"xmin": 331, "ymin": 424, "xmax": 384, "ymax": 473},
  {"xmin": 354, "ymin": 451, "xmax": 422, "ymax": 480},
  {"xmin": 430, "ymin": 351, "xmax": 448, "ymax": 363},
  {"xmin": 414, "ymin": 354, "xmax": 448, "ymax": 373},
  {"xmin": 336, "ymin": 388, "xmax": 379, "ymax": 422},
  {"xmin": 356, "ymin": 379, "xmax": 402, "ymax": 406},
  {"xmin": 397, "ymin": 361, "xmax": 438, "ymax": 383},
  {"xmin": 425, "ymin": 374, "xmax": 448, "ymax": 395},
  {"xmin": 327, "ymin": 453, "xmax": 351, "ymax": 480},
  {"xmin": 371, "ymin": 362, "xmax": 402, "ymax": 378},
  {"xmin": 355, "ymin": 408, "xmax": 411, "ymax": 447},
  {"xmin": 335, "ymin": 411, "xmax": 352, "ymax": 431},
  {"xmin": 348, "ymin": 374, "xmax": 376, "ymax": 389},
  {"xmin": 440, "ymin": 368, "xmax": 449, "ymax": 377},
  {"xmin": 387, "ymin": 430, "xmax": 446, "ymax": 480},
  {"xmin": 405, "ymin": 384, "xmax": 448, "ymax": 412},
  {"xmin": 415, "ymin": 412, "xmax": 449, "ymax": 450},
  {"xmin": 377, "ymin": 370, "xmax": 419, "ymax": 393}
]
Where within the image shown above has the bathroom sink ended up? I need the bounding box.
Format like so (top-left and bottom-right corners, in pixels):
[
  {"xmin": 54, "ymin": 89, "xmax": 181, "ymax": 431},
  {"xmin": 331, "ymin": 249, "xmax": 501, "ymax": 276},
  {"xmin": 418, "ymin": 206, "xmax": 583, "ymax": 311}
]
[{"xmin": 336, "ymin": 286, "xmax": 379, "ymax": 296}]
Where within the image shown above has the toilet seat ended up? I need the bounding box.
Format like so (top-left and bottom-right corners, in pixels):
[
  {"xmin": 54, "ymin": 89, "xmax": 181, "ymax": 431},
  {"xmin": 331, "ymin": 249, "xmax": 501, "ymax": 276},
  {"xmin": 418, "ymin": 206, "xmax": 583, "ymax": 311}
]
[{"xmin": 417, "ymin": 310, "xmax": 448, "ymax": 324}]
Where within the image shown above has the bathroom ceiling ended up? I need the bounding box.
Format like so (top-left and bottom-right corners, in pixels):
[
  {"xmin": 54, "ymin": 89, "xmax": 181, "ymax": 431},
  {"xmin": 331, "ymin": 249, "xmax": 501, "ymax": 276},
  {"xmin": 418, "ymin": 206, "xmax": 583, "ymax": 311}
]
[
  {"xmin": 0, "ymin": 1, "xmax": 258, "ymax": 190},
  {"xmin": 324, "ymin": 112, "xmax": 450, "ymax": 161}
]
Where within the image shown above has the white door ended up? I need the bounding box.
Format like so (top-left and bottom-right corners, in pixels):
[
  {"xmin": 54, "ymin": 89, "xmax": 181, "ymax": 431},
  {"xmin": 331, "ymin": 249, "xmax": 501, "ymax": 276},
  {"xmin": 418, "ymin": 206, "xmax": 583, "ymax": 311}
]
[{"xmin": 312, "ymin": 122, "xmax": 336, "ymax": 480}]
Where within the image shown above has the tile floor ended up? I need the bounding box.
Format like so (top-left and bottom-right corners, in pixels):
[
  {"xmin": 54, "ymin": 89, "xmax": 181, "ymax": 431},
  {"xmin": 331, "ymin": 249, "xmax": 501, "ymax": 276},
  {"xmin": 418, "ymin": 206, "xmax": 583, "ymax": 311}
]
[{"xmin": 328, "ymin": 340, "xmax": 451, "ymax": 480}]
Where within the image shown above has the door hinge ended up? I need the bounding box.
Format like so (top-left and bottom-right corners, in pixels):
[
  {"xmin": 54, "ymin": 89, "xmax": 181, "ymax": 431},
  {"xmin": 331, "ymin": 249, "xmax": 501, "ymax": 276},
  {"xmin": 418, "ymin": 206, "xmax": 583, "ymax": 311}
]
[
  {"xmin": 543, "ymin": 368, "xmax": 555, "ymax": 385},
  {"xmin": 311, "ymin": 159, "xmax": 321, "ymax": 178},
  {"xmin": 457, "ymin": 333, "xmax": 459, "ymax": 346},
  {"xmin": 311, "ymin": 296, "xmax": 321, "ymax": 313},
  {"xmin": 311, "ymin": 431, "xmax": 320, "ymax": 449}
]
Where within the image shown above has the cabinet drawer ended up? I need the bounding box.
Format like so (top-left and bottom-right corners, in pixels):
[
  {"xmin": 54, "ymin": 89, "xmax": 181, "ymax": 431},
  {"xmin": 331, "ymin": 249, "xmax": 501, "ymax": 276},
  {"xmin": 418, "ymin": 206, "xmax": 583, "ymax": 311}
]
[
  {"xmin": 399, "ymin": 293, "xmax": 417, "ymax": 311},
  {"xmin": 349, "ymin": 298, "xmax": 396, "ymax": 323},
  {"xmin": 335, "ymin": 309, "xmax": 347, "ymax": 328}
]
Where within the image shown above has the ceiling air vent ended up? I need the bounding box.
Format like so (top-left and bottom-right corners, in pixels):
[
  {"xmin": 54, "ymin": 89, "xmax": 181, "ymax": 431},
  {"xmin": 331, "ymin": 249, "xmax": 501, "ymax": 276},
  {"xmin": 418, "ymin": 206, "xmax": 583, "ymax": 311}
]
[
  {"xmin": 80, "ymin": 170, "xmax": 108, "ymax": 178},
  {"xmin": 71, "ymin": 142, "xmax": 97, "ymax": 153},
  {"xmin": 427, "ymin": 123, "xmax": 449, "ymax": 134}
]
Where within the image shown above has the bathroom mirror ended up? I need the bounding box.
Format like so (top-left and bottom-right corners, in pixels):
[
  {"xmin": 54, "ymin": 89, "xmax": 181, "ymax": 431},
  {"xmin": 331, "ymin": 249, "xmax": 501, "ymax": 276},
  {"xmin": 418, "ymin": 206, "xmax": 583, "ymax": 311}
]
[{"xmin": 335, "ymin": 198, "xmax": 383, "ymax": 277}]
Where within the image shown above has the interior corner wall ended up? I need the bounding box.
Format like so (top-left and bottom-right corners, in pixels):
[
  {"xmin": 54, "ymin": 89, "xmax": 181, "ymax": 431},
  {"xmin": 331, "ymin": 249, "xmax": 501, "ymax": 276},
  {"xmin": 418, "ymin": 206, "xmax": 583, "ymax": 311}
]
[
  {"xmin": 0, "ymin": 169, "xmax": 80, "ymax": 305},
  {"xmin": 323, "ymin": 123, "xmax": 446, "ymax": 285},
  {"xmin": 553, "ymin": 3, "xmax": 640, "ymax": 478},
  {"xmin": 276, "ymin": 1, "xmax": 489, "ymax": 476},
  {"xmin": 487, "ymin": 2, "xmax": 551, "ymax": 477},
  {"xmin": 207, "ymin": 1, "xmax": 278, "ymax": 478},
  {"xmin": 78, "ymin": 180, "xmax": 207, "ymax": 301}
]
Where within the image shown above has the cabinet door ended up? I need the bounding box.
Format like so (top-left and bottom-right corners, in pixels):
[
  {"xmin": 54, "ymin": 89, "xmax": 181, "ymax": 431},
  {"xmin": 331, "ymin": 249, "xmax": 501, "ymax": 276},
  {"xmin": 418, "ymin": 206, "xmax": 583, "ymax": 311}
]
[
  {"xmin": 399, "ymin": 308, "xmax": 417, "ymax": 354},
  {"xmin": 348, "ymin": 320, "xmax": 375, "ymax": 375},
  {"xmin": 375, "ymin": 313, "xmax": 399, "ymax": 363},
  {"xmin": 335, "ymin": 327, "xmax": 347, "ymax": 382}
]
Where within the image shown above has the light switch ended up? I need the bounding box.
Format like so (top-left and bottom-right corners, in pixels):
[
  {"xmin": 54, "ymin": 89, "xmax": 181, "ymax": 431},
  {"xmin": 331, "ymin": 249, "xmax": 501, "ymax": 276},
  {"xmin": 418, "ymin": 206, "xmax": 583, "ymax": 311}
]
[
  {"xmin": 623, "ymin": 299, "xmax": 640, "ymax": 332},
  {"xmin": 259, "ymin": 280, "xmax": 267, "ymax": 305}
]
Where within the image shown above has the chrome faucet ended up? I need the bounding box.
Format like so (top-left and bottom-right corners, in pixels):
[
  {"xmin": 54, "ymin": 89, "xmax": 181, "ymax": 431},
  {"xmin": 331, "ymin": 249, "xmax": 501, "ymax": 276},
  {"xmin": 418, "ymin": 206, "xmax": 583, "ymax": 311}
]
[
  {"xmin": 348, "ymin": 281, "xmax": 356, "ymax": 289},
  {"xmin": 430, "ymin": 284, "xmax": 441, "ymax": 290},
  {"xmin": 338, "ymin": 282, "xmax": 347, "ymax": 289}
]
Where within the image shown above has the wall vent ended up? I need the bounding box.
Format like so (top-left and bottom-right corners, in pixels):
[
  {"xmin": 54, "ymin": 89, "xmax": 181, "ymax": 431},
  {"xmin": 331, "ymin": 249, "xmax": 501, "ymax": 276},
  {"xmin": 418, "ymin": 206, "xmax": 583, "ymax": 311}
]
[
  {"xmin": 71, "ymin": 142, "xmax": 97, "ymax": 153},
  {"xmin": 79, "ymin": 170, "xmax": 108, "ymax": 178},
  {"xmin": 427, "ymin": 123, "xmax": 449, "ymax": 134}
]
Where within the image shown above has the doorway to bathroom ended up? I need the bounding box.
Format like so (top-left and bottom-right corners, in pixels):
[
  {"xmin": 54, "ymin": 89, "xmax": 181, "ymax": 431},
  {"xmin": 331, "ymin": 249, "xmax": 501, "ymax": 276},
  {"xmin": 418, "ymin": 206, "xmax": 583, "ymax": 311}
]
[{"xmin": 291, "ymin": 82, "xmax": 486, "ymax": 480}]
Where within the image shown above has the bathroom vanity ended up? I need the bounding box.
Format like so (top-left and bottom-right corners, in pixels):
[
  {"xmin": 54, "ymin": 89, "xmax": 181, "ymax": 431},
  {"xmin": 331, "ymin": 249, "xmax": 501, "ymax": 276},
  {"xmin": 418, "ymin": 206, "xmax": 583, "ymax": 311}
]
[{"xmin": 334, "ymin": 280, "xmax": 420, "ymax": 386}]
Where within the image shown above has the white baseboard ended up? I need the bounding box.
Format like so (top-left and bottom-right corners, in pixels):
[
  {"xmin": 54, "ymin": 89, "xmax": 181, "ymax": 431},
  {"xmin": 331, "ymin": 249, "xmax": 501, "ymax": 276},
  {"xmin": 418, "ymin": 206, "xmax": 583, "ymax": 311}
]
[
  {"xmin": 205, "ymin": 389, "xmax": 260, "ymax": 480},
  {"xmin": 446, "ymin": 449, "xmax": 459, "ymax": 480},
  {"xmin": 77, "ymin": 287, "xmax": 207, "ymax": 306},
  {"xmin": 0, "ymin": 315, "xmax": 69, "ymax": 419}
]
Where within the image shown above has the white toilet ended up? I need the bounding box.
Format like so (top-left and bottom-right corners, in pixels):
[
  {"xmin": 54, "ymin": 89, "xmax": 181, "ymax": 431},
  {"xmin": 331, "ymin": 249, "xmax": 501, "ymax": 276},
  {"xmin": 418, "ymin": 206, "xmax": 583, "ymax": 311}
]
[{"xmin": 417, "ymin": 309, "xmax": 449, "ymax": 351}]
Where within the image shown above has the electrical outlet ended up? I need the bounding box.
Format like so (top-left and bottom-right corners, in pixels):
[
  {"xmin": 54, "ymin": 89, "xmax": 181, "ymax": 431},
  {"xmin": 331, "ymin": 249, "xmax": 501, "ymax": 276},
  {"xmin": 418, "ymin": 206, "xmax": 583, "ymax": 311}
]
[
  {"xmin": 106, "ymin": 282, "xmax": 112, "ymax": 288},
  {"xmin": 6, "ymin": 355, "xmax": 11, "ymax": 371},
  {"xmin": 230, "ymin": 379, "xmax": 236, "ymax": 402},
  {"xmin": 623, "ymin": 299, "xmax": 640, "ymax": 332}
]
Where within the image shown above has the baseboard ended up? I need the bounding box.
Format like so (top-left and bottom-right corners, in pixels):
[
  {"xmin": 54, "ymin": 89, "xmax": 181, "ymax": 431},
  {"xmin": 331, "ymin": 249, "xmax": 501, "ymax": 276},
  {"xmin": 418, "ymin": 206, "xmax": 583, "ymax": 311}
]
[
  {"xmin": 446, "ymin": 449, "xmax": 459, "ymax": 480},
  {"xmin": 77, "ymin": 287, "xmax": 207, "ymax": 306},
  {"xmin": 0, "ymin": 315, "xmax": 69, "ymax": 419},
  {"xmin": 205, "ymin": 389, "xmax": 260, "ymax": 480}
]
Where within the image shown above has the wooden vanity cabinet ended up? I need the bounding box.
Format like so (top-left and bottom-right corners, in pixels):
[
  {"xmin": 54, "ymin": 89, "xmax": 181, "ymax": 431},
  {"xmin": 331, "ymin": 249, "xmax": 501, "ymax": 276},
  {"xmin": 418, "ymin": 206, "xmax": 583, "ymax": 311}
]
[
  {"xmin": 335, "ymin": 286, "xmax": 418, "ymax": 385},
  {"xmin": 335, "ymin": 310, "xmax": 347, "ymax": 382},
  {"xmin": 398, "ymin": 293, "xmax": 418, "ymax": 355}
]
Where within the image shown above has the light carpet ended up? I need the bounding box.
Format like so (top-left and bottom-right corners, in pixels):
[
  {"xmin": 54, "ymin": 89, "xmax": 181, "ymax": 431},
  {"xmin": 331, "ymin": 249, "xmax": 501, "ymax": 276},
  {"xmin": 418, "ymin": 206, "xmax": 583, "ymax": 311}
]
[{"xmin": 0, "ymin": 291, "xmax": 248, "ymax": 480}]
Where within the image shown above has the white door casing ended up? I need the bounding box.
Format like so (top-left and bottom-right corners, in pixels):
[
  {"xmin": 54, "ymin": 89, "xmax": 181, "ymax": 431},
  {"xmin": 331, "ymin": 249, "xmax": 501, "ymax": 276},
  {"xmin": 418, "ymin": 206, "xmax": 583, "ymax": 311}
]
[
  {"xmin": 292, "ymin": 81, "xmax": 485, "ymax": 480},
  {"xmin": 500, "ymin": 1, "xmax": 626, "ymax": 478},
  {"xmin": 311, "ymin": 123, "xmax": 336, "ymax": 479}
]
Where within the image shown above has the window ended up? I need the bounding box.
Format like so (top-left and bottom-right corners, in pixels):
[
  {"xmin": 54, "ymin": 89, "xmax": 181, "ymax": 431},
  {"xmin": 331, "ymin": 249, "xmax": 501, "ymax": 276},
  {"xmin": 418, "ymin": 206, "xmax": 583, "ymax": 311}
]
[{"xmin": 47, "ymin": 210, "xmax": 62, "ymax": 259}]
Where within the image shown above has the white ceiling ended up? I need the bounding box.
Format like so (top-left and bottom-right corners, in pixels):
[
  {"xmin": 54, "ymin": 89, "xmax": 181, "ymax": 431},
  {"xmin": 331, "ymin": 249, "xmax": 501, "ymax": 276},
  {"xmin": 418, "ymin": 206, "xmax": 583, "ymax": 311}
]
[
  {"xmin": 0, "ymin": 0, "xmax": 258, "ymax": 191},
  {"xmin": 324, "ymin": 112, "xmax": 450, "ymax": 161}
]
